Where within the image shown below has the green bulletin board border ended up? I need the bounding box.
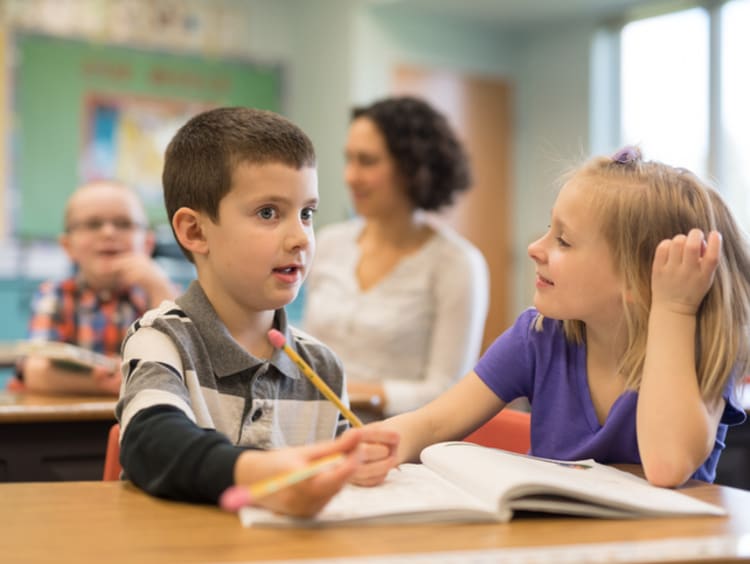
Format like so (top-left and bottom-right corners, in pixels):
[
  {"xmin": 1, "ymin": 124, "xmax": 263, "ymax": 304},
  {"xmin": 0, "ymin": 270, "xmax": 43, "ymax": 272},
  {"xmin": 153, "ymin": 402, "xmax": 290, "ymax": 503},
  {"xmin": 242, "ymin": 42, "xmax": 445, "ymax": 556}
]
[{"xmin": 14, "ymin": 33, "xmax": 282, "ymax": 238}]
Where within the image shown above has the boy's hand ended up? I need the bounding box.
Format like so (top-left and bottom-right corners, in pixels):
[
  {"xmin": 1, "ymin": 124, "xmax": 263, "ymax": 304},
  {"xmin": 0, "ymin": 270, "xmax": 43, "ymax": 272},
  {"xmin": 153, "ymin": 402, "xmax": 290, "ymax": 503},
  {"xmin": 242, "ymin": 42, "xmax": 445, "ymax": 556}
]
[
  {"xmin": 233, "ymin": 429, "xmax": 365, "ymax": 518},
  {"xmin": 90, "ymin": 362, "xmax": 122, "ymax": 395},
  {"xmin": 108, "ymin": 253, "xmax": 178, "ymax": 305},
  {"xmin": 350, "ymin": 424, "xmax": 400, "ymax": 487},
  {"xmin": 651, "ymin": 229, "xmax": 721, "ymax": 316}
]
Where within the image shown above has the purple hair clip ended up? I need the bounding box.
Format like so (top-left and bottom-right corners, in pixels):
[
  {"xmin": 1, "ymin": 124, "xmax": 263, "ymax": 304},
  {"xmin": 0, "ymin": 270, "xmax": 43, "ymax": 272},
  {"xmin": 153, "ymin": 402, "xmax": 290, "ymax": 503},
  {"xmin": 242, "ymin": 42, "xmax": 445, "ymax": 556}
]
[{"xmin": 611, "ymin": 145, "xmax": 640, "ymax": 165}]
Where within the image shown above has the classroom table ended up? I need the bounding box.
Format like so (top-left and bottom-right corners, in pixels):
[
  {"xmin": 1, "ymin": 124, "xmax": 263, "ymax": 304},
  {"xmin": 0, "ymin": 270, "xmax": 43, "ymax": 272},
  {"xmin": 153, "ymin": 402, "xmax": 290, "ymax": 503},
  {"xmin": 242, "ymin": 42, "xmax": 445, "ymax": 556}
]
[
  {"xmin": 0, "ymin": 390, "xmax": 116, "ymax": 481},
  {"xmin": 2, "ymin": 477, "xmax": 750, "ymax": 563}
]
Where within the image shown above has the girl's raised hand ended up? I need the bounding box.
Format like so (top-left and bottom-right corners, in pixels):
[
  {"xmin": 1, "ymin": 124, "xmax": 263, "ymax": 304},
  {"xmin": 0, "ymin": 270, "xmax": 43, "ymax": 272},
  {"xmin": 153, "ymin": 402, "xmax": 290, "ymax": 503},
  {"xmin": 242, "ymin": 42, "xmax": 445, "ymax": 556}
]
[{"xmin": 651, "ymin": 228, "xmax": 721, "ymax": 315}]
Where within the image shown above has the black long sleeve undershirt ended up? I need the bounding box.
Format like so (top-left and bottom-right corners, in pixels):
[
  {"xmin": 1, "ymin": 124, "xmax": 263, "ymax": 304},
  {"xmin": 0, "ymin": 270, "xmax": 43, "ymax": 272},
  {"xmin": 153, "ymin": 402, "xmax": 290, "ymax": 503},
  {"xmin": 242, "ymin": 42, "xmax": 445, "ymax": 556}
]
[{"xmin": 120, "ymin": 405, "xmax": 252, "ymax": 504}]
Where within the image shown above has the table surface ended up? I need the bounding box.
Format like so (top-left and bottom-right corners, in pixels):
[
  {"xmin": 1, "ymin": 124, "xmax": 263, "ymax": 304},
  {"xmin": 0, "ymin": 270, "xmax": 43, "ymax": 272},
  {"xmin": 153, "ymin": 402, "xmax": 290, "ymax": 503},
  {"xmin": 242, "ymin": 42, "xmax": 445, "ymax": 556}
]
[
  {"xmin": 0, "ymin": 390, "xmax": 116, "ymax": 422},
  {"xmin": 2, "ymin": 478, "xmax": 750, "ymax": 563}
]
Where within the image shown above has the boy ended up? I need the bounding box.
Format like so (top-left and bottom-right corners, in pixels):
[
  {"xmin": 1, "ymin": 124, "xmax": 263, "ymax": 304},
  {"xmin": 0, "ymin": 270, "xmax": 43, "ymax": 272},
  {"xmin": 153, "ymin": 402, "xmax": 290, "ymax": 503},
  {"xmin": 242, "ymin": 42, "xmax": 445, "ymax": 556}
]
[
  {"xmin": 15, "ymin": 180, "xmax": 178, "ymax": 395},
  {"xmin": 116, "ymin": 107, "xmax": 397, "ymax": 514}
]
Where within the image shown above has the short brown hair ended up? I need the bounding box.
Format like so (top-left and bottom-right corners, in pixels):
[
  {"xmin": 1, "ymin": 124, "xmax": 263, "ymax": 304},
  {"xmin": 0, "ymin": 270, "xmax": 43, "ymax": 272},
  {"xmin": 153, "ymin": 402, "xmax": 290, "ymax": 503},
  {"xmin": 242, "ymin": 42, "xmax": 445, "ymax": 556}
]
[{"xmin": 163, "ymin": 107, "xmax": 316, "ymax": 261}]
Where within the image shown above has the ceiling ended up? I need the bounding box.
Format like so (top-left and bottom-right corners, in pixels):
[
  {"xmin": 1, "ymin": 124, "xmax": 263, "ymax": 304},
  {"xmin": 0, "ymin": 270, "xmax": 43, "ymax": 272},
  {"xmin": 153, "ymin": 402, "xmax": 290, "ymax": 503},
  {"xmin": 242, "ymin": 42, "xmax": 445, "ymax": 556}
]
[{"xmin": 369, "ymin": 0, "xmax": 663, "ymax": 30}]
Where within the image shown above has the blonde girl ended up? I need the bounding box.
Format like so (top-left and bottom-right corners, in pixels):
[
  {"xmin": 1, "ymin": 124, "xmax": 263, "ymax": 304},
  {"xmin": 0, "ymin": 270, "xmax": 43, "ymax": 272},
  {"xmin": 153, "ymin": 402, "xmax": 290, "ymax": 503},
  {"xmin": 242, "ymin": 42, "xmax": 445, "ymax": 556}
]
[{"xmin": 356, "ymin": 147, "xmax": 750, "ymax": 488}]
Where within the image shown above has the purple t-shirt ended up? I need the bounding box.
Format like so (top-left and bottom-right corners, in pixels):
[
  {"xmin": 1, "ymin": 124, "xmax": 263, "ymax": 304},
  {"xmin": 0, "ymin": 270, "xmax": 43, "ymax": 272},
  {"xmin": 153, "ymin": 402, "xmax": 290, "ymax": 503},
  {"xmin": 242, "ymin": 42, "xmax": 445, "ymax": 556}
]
[{"xmin": 475, "ymin": 308, "xmax": 746, "ymax": 482}]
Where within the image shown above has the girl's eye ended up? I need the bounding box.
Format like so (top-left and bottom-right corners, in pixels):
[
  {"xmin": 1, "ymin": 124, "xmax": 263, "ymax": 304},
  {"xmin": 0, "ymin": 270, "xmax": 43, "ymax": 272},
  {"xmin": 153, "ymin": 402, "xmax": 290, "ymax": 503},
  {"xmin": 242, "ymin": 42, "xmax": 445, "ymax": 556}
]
[
  {"xmin": 556, "ymin": 236, "xmax": 570, "ymax": 248},
  {"xmin": 257, "ymin": 207, "xmax": 277, "ymax": 220},
  {"xmin": 301, "ymin": 207, "xmax": 317, "ymax": 222}
]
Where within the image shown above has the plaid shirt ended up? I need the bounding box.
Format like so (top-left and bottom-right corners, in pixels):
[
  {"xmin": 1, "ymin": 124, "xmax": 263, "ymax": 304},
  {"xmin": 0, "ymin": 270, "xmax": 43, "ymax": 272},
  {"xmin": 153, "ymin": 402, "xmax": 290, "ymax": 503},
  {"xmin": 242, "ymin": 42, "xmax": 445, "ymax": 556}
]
[{"xmin": 27, "ymin": 275, "xmax": 148, "ymax": 356}]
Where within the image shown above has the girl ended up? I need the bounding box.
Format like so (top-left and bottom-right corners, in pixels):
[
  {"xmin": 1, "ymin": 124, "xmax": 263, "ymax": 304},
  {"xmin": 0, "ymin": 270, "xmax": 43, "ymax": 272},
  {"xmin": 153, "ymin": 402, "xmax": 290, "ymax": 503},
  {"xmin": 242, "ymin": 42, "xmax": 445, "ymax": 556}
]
[{"xmin": 355, "ymin": 146, "xmax": 750, "ymax": 488}]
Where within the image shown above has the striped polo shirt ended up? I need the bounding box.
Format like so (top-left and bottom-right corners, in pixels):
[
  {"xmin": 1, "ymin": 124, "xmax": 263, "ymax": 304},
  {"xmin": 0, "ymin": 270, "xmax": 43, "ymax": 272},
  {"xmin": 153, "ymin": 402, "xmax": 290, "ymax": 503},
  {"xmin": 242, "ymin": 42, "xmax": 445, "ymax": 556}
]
[{"xmin": 116, "ymin": 281, "xmax": 348, "ymax": 449}]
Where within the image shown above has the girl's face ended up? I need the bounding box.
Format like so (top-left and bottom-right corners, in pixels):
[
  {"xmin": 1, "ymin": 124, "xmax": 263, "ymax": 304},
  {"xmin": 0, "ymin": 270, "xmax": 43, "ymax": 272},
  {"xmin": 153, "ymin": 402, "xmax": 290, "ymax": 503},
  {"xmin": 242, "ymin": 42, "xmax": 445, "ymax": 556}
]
[
  {"xmin": 343, "ymin": 117, "xmax": 413, "ymax": 218},
  {"xmin": 527, "ymin": 175, "xmax": 625, "ymax": 327}
]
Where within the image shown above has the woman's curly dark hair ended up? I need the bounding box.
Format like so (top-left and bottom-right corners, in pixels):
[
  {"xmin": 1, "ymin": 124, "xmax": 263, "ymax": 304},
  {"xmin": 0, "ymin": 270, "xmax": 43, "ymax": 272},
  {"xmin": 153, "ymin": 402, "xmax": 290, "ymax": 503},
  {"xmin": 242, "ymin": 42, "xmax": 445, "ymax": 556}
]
[{"xmin": 351, "ymin": 96, "xmax": 472, "ymax": 211}]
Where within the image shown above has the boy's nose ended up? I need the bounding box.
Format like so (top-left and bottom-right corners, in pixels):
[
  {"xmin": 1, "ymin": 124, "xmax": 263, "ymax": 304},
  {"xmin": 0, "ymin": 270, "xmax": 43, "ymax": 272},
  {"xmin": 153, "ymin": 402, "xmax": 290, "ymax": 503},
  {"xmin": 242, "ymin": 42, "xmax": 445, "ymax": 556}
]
[{"xmin": 287, "ymin": 221, "xmax": 311, "ymax": 250}]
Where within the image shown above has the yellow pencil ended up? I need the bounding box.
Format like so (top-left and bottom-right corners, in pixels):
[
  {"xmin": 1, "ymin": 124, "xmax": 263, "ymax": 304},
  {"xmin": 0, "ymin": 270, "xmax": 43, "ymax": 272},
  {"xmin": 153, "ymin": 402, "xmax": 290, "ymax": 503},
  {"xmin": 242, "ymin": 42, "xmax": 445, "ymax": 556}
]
[
  {"xmin": 268, "ymin": 329, "xmax": 363, "ymax": 428},
  {"xmin": 219, "ymin": 453, "xmax": 345, "ymax": 511}
]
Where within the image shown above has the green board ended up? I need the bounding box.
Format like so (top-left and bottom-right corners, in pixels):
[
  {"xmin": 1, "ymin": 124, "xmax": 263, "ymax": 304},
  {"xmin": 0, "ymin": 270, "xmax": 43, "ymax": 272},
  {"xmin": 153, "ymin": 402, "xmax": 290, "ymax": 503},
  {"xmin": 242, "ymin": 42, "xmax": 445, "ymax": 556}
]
[{"xmin": 15, "ymin": 34, "xmax": 282, "ymax": 238}]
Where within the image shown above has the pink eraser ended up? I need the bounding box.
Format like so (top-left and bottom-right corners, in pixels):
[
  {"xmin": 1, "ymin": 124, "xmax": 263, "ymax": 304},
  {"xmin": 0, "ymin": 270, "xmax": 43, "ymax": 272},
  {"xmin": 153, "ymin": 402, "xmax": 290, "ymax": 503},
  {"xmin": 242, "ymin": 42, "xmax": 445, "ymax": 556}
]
[
  {"xmin": 219, "ymin": 486, "xmax": 252, "ymax": 512},
  {"xmin": 267, "ymin": 329, "xmax": 287, "ymax": 349}
]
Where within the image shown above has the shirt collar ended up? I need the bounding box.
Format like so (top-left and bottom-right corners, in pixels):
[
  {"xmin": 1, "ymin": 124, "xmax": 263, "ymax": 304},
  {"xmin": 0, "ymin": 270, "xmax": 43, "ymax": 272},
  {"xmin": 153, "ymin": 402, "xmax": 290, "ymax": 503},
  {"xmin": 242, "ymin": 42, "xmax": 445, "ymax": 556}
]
[{"xmin": 175, "ymin": 280, "xmax": 300, "ymax": 380}]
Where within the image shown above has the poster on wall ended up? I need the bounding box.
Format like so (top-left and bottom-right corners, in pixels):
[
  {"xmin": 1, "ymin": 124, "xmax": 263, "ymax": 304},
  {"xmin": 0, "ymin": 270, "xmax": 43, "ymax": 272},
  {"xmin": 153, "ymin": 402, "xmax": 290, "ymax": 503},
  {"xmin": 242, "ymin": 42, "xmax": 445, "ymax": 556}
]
[
  {"xmin": 81, "ymin": 95, "xmax": 211, "ymax": 224},
  {"xmin": 15, "ymin": 33, "xmax": 282, "ymax": 239}
]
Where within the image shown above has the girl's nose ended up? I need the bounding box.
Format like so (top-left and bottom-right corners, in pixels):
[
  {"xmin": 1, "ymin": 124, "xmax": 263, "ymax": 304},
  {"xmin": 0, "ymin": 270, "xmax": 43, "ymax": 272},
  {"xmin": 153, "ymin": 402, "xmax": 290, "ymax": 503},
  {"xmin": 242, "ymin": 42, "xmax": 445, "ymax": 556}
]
[{"xmin": 527, "ymin": 235, "xmax": 545, "ymax": 263}]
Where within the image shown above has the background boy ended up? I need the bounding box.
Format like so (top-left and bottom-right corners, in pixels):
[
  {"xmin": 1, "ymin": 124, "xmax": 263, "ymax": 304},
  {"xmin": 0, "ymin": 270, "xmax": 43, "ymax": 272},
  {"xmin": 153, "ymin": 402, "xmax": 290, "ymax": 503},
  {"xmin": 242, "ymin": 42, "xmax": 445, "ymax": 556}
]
[
  {"xmin": 15, "ymin": 180, "xmax": 178, "ymax": 395},
  {"xmin": 116, "ymin": 107, "xmax": 397, "ymax": 514}
]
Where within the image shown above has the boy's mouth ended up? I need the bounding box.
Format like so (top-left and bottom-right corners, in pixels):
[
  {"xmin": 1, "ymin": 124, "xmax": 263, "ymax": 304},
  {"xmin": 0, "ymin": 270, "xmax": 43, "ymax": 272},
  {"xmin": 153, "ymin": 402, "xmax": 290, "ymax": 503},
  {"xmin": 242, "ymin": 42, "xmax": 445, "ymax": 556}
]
[{"xmin": 273, "ymin": 264, "xmax": 303, "ymax": 275}]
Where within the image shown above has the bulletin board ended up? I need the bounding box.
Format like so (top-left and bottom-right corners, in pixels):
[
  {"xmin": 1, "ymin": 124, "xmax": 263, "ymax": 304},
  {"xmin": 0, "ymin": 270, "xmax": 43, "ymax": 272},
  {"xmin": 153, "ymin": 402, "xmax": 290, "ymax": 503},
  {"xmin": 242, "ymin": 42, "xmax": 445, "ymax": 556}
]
[{"xmin": 14, "ymin": 33, "xmax": 283, "ymax": 238}]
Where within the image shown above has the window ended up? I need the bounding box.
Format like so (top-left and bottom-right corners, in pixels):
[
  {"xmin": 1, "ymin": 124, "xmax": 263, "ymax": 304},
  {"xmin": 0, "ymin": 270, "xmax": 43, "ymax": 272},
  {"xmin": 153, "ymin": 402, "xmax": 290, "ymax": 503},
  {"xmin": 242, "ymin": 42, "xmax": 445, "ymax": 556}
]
[
  {"xmin": 620, "ymin": 8, "xmax": 709, "ymax": 178},
  {"xmin": 720, "ymin": 0, "xmax": 750, "ymax": 226},
  {"xmin": 618, "ymin": 0, "xmax": 750, "ymax": 228}
]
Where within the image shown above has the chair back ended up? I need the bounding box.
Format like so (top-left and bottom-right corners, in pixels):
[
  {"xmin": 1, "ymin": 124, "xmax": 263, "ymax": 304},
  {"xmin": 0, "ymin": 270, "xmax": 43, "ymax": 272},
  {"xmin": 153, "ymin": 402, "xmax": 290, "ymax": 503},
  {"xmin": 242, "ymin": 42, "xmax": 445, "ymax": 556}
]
[
  {"xmin": 102, "ymin": 422, "xmax": 122, "ymax": 480},
  {"xmin": 463, "ymin": 409, "xmax": 531, "ymax": 454}
]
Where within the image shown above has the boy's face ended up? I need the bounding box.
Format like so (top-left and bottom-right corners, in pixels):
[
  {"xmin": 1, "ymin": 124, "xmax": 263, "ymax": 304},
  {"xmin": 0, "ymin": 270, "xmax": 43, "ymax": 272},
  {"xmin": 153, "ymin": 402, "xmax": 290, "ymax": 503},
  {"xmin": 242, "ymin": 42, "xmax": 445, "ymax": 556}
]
[
  {"xmin": 60, "ymin": 183, "xmax": 152, "ymax": 291},
  {"xmin": 197, "ymin": 161, "xmax": 318, "ymax": 317}
]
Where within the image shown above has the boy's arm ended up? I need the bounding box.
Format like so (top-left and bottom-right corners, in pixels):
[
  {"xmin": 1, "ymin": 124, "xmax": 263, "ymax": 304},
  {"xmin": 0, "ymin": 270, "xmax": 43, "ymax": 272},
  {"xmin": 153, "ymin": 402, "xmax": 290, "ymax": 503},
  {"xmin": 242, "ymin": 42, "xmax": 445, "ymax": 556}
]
[
  {"xmin": 22, "ymin": 355, "xmax": 120, "ymax": 395},
  {"xmin": 120, "ymin": 404, "xmax": 244, "ymax": 503},
  {"xmin": 637, "ymin": 229, "xmax": 724, "ymax": 487}
]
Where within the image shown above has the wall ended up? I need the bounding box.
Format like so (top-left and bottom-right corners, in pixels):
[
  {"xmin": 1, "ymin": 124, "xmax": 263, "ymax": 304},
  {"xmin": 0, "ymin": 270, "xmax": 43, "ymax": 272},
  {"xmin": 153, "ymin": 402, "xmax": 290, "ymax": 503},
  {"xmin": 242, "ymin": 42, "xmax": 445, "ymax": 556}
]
[
  {"xmin": 0, "ymin": 0, "xmax": 605, "ymax": 321},
  {"xmin": 513, "ymin": 21, "xmax": 599, "ymax": 311}
]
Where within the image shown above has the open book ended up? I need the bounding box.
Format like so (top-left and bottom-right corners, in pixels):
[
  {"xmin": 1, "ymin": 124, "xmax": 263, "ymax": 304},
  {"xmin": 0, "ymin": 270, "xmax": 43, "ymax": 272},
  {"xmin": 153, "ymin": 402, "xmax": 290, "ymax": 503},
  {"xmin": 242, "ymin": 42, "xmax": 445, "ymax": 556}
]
[
  {"xmin": 0, "ymin": 340, "xmax": 118, "ymax": 372},
  {"xmin": 239, "ymin": 441, "xmax": 725, "ymax": 527}
]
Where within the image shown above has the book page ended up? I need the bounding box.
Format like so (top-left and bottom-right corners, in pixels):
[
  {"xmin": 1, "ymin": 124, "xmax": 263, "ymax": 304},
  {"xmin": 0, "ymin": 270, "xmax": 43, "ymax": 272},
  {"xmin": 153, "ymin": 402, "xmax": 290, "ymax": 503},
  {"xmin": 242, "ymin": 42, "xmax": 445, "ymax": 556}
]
[
  {"xmin": 421, "ymin": 442, "xmax": 725, "ymax": 519},
  {"xmin": 239, "ymin": 463, "xmax": 498, "ymax": 528}
]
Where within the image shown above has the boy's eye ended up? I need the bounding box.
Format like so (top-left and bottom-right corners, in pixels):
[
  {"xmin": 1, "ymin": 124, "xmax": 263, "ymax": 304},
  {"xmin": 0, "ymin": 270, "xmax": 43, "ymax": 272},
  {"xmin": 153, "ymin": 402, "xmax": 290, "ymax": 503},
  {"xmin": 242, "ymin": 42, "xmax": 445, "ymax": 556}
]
[
  {"xmin": 257, "ymin": 207, "xmax": 277, "ymax": 220},
  {"xmin": 301, "ymin": 207, "xmax": 317, "ymax": 221}
]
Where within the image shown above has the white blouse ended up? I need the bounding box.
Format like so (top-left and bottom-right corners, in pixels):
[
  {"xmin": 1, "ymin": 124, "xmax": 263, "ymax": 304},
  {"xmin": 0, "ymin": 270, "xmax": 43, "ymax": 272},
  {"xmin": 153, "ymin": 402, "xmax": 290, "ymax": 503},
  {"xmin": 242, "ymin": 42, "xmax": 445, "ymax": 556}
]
[{"xmin": 302, "ymin": 218, "xmax": 489, "ymax": 416}]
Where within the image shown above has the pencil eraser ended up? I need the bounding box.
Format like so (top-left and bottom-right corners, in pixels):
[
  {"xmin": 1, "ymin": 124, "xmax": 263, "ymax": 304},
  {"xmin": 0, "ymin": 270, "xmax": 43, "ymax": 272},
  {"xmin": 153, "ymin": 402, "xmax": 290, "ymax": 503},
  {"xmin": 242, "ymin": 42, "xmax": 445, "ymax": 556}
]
[
  {"xmin": 219, "ymin": 486, "xmax": 252, "ymax": 512},
  {"xmin": 267, "ymin": 329, "xmax": 286, "ymax": 349}
]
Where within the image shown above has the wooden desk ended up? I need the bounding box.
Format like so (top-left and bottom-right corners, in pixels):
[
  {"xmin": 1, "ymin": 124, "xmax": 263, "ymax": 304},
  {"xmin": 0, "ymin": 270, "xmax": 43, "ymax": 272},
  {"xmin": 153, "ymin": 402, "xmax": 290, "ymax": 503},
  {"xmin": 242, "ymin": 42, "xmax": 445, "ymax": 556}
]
[
  {"xmin": 1, "ymin": 479, "xmax": 750, "ymax": 563},
  {"xmin": 0, "ymin": 391, "xmax": 116, "ymax": 481}
]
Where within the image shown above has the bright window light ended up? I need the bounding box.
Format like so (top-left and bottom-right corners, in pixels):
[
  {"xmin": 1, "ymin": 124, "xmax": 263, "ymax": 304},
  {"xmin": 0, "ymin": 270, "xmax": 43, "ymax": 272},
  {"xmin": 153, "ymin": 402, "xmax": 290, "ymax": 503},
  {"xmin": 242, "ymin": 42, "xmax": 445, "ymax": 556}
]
[
  {"xmin": 621, "ymin": 8, "xmax": 709, "ymax": 177},
  {"xmin": 720, "ymin": 0, "xmax": 750, "ymax": 227}
]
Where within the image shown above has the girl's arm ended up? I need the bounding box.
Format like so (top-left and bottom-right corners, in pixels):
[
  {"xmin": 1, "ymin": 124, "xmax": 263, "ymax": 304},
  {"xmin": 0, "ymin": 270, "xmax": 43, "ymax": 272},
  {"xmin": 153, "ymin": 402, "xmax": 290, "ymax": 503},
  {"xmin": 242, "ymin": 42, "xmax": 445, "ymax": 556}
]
[
  {"xmin": 352, "ymin": 371, "xmax": 505, "ymax": 486},
  {"xmin": 637, "ymin": 229, "xmax": 724, "ymax": 487}
]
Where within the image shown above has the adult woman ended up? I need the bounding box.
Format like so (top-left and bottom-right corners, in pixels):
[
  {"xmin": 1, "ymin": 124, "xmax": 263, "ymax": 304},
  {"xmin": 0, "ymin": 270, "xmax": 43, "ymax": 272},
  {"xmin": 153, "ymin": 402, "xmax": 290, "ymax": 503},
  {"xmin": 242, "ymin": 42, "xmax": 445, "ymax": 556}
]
[{"xmin": 303, "ymin": 96, "xmax": 489, "ymax": 419}]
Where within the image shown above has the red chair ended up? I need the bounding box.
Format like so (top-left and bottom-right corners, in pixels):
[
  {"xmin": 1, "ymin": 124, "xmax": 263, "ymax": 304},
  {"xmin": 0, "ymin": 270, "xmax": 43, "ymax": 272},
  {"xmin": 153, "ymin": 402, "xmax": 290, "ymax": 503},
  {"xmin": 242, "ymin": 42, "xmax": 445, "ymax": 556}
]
[
  {"xmin": 102, "ymin": 423, "xmax": 122, "ymax": 481},
  {"xmin": 463, "ymin": 409, "xmax": 531, "ymax": 454}
]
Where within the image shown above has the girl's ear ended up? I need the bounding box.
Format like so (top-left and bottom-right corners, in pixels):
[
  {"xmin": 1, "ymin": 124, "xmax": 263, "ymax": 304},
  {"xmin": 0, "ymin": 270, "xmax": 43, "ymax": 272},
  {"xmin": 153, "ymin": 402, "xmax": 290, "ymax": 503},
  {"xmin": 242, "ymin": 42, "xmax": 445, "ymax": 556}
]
[{"xmin": 172, "ymin": 207, "xmax": 209, "ymax": 257}]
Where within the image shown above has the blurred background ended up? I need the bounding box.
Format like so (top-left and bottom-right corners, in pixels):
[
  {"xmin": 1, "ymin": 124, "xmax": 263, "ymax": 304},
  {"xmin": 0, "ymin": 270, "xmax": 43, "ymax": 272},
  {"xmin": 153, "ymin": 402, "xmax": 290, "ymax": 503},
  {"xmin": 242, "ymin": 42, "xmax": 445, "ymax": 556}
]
[{"xmin": 0, "ymin": 0, "xmax": 747, "ymax": 355}]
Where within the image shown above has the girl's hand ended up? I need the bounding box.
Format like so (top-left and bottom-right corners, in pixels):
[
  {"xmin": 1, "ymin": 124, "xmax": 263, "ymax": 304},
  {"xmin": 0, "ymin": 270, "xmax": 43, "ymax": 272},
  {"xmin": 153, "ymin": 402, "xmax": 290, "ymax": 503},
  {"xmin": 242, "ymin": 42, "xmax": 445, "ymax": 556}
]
[
  {"xmin": 350, "ymin": 424, "xmax": 400, "ymax": 487},
  {"xmin": 651, "ymin": 229, "xmax": 721, "ymax": 315}
]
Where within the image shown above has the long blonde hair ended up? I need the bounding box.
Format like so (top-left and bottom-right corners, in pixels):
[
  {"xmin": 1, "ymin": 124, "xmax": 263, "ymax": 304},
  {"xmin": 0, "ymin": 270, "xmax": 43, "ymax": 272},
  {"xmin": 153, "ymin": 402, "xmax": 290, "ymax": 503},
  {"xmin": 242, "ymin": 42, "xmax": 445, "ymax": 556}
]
[{"xmin": 548, "ymin": 148, "xmax": 750, "ymax": 401}]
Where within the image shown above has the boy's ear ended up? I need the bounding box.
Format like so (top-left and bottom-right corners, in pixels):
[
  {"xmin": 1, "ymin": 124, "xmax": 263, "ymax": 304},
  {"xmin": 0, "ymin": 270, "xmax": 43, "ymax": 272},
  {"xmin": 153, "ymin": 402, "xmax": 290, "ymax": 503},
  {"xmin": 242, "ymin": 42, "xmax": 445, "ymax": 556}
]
[
  {"xmin": 58, "ymin": 232, "xmax": 76, "ymax": 262},
  {"xmin": 172, "ymin": 207, "xmax": 209, "ymax": 257}
]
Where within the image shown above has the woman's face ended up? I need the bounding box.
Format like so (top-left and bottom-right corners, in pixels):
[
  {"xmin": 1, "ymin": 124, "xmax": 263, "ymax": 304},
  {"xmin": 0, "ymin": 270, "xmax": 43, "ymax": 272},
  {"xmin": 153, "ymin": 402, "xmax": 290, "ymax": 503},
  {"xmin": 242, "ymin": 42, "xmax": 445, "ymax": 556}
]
[{"xmin": 343, "ymin": 117, "xmax": 413, "ymax": 218}]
